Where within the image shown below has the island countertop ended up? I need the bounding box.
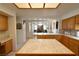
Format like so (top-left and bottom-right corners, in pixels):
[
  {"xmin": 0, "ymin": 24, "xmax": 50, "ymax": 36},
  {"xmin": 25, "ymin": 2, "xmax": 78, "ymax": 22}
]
[{"xmin": 16, "ymin": 39, "xmax": 75, "ymax": 56}]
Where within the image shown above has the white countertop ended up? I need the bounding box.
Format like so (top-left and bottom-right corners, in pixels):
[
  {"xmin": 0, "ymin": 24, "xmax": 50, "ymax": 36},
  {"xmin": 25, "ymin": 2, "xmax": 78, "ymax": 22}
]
[
  {"xmin": 0, "ymin": 37, "xmax": 11, "ymax": 45},
  {"xmin": 64, "ymin": 34, "xmax": 79, "ymax": 40},
  {"xmin": 33, "ymin": 33, "xmax": 61, "ymax": 35}
]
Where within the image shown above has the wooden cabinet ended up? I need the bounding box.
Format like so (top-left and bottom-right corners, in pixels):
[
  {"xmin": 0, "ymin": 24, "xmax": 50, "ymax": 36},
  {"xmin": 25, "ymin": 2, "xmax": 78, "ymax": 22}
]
[
  {"xmin": 37, "ymin": 35, "xmax": 54, "ymax": 39},
  {"xmin": 76, "ymin": 15, "xmax": 79, "ymax": 24},
  {"xmin": 0, "ymin": 14, "xmax": 8, "ymax": 31},
  {"xmin": 68, "ymin": 38, "xmax": 79, "ymax": 55},
  {"xmin": 68, "ymin": 17, "xmax": 75, "ymax": 30},
  {"xmin": 75, "ymin": 15, "xmax": 79, "ymax": 30},
  {"xmin": 37, "ymin": 35, "xmax": 61, "ymax": 40},
  {"xmin": 62, "ymin": 16, "xmax": 75, "ymax": 30},
  {"xmin": 60, "ymin": 35, "xmax": 79, "ymax": 55},
  {"xmin": 4, "ymin": 39, "xmax": 13, "ymax": 54},
  {"xmin": 0, "ymin": 39, "xmax": 12, "ymax": 55},
  {"xmin": 62, "ymin": 19, "xmax": 68, "ymax": 30},
  {"xmin": 63, "ymin": 36, "xmax": 69, "ymax": 48},
  {"xmin": 62, "ymin": 15, "xmax": 79, "ymax": 30},
  {"xmin": 60, "ymin": 35, "xmax": 70, "ymax": 48}
]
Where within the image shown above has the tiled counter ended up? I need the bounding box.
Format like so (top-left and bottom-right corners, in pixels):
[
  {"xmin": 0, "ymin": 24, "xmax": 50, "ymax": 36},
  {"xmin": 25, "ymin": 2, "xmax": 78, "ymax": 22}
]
[{"xmin": 16, "ymin": 39, "xmax": 75, "ymax": 56}]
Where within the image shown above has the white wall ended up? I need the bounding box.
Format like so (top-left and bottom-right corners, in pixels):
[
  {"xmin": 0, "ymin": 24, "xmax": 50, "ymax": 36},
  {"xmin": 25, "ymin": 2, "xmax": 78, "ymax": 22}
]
[
  {"xmin": 16, "ymin": 9, "xmax": 59, "ymax": 20},
  {"xmin": 16, "ymin": 18, "xmax": 24, "ymax": 48},
  {"xmin": 16, "ymin": 17, "xmax": 27, "ymax": 49},
  {"xmin": 61, "ymin": 8, "xmax": 79, "ymax": 19},
  {"xmin": 8, "ymin": 16, "xmax": 17, "ymax": 51}
]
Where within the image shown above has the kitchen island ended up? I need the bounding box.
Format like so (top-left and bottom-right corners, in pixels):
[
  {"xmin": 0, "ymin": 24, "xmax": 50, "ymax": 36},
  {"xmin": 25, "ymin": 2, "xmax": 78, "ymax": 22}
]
[{"xmin": 15, "ymin": 39, "xmax": 75, "ymax": 56}]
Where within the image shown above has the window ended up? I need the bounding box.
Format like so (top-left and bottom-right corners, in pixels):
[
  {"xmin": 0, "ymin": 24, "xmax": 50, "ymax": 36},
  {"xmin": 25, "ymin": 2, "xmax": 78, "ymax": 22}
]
[{"xmin": 32, "ymin": 21, "xmax": 49, "ymax": 33}]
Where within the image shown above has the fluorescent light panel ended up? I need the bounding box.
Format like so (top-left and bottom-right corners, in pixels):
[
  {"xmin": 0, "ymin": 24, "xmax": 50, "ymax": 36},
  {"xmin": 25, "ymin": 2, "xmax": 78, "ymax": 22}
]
[
  {"xmin": 15, "ymin": 3, "xmax": 30, "ymax": 8},
  {"xmin": 15, "ymin": 3, "xmax": 60, "ymax": 8},
  {"xmin": 30, "ymin": 3, "xmax": 43, "ymax": 8},
  {"xmin": 45, "ymin": 3, "xmax": 59, "ymax": 8}
]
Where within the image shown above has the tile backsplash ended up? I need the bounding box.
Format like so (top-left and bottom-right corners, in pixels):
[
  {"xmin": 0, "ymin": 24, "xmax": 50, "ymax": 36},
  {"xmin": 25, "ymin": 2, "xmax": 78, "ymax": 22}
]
[{"xmin": 63, "ymin": 30, "xmax": 76, "ymax": 36}]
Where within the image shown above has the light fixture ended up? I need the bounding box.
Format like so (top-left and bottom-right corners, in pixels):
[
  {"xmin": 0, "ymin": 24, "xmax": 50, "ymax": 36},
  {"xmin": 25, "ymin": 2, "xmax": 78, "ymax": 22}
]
[
  {"xmin": 14, "ymin": 3, "xmax": 60, "ymax": 8},
  {"xmin": 45, "ymin": 3, "xmax": 59, "ymax": 8},
  {"xmin": 30, "ymin": 3, "xmax": 43, "ymax": 8},
  {"xmin": 15, "ymin": 3, "xmax": 30, "ymax": 8}
]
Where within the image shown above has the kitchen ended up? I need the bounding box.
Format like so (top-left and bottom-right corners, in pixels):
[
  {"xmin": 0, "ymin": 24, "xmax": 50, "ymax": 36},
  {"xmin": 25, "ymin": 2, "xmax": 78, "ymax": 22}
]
[{"xmin": 0, "ymin": 3, "xmax": 79, "ymax": 56}]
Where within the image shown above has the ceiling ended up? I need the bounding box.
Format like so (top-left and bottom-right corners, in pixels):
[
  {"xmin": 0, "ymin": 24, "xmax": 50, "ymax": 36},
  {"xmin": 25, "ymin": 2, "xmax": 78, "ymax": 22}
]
[
  {"xmin": 15, "ymin": 3, "xmax": 79, "ymax": 19},
  {"xmin": 14, "ymin": 3, "xmax": 59, "ymax": 8},
  {"xmin": 1, "ymin": 3, "xmax": 79, "ymax": 19}
]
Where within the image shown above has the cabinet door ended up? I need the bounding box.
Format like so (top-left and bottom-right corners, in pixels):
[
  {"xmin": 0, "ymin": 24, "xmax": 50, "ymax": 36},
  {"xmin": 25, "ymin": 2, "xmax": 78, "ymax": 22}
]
[
  {"xmin": 76, "ymin": 15, "xmax": 79, "ymax": 24},
  {"xmin": 0, "ymin": 14, "xmax": 8, "ymax": 31},
  {"xmin": 75, "ymin": 15, "xmax": 79, "ymax": 30},
  {"xmin": 68, "ymin": 38, "xmax": 79, "ymax": 55},
  {"xmin": 68, "ymin": 17, "xmax": 75, "ymax": 30},
  {"xmin": 62, "ymin": 17, "xmax": 75, "ymax": 30},
  {"xmin": 62, "ymin": 19, "xmax": 67, "ymax": 30},
  {"xmin": 62, "ymin": 36, "xmax": 70, "ymax": 48},
  {"xmin": 5, "ymin": 39, "xmax": 12, "ymax": 54},
  {"xmin": 62, "ymin": 20, "xmax": 65, "ymax": 30}
]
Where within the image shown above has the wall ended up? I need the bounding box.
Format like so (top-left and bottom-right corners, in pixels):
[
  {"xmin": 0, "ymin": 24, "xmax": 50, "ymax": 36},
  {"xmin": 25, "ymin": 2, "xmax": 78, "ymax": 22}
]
[
  {"xmin": 19, "ymin": 18, "xmax": 59, "ymax": 40},
  {"xmin": 16, "ymin": 17, "xmax": 59, "ymax": 48},
  {"xmin": 0, "ymin": 4, "xmax": 17, "ymax": 51},
  {"xmin": 16, "ymin": 17, "xmax": 27, "ymax": 49},
  {"xmin": 8, "ymin": 16, "xmax": 17, "ymax": 51},
  {"xmin": 61, "ymin": 8, "xmax": 79, "ymax": 19},
  {"xmin": 16, "ymin": 18, "xmax": 24, "ymax": 49}
]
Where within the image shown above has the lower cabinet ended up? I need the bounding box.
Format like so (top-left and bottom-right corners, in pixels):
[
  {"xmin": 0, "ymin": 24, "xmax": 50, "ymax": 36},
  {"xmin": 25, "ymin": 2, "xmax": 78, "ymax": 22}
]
[
  {"xmin": 36, "ymin": 35, "xmax": 61, "ymax": 40},
  {"xmin": 0, "ymin": 39, "xmax": 13, "ymax": 55},
  {"xmin": 60, "ymin": 35, "xmax": 79, "ymax": 56},
  {"xmin": 62, "ymin": 36, "xmax": 70, "ymax": 48},
  {"xmin": 5, "ymin": 39, "xmax": 13, "ymax": 54},
  {"xmin": 68, "ymin": 38, "xmax": 79, "ymax": 55}
]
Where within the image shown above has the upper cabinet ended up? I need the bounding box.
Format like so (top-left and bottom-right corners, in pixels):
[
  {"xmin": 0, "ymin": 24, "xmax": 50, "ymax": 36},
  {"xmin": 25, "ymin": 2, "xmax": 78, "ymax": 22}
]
[
  {"xmin": 62, "ymin": 19, "xmax": 68, "ymax": 30},
  {"xmin": 62, "ymin": 15, "xmax": 79, "ymax": 30},
  {"xmin": 62, "ymin": 16, "xmax": 75, "ymax": 30},
  {"xmin": 67, "ymin": 17, "xmax": 75, "ymax": 30},
  {"xmin": 0, "ymin": 14, "xmax": 8, "ymax": 31},
  {"xmin": 76, "ymin": 15, "xmax": 79, "ymax": 24},
  {"xmin": 75, "ymin": 15, "xmax": 79, "ymax": 30}
]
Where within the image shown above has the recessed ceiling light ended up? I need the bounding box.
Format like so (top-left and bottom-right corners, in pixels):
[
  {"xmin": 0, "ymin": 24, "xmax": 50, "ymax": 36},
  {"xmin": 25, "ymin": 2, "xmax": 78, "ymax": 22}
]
[
  {"xmin": 15, "ymin": 3, "xmax": 30, "ymax": 8},
  {"xmin": 45, "ymin": 3, "xmax": 59, "ymax": 8},
  {"xmin": 30, "ymin": 3, "xmax": 43, "ymax": 8}
]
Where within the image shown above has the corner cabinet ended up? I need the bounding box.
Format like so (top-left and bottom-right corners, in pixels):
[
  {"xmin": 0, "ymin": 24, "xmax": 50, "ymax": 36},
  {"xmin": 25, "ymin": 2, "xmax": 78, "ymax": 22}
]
[
  {"xmin": 0, "ymin": 39, "xmax": 13, "ymax": 55},
  {"xmin": 62, "ymin": 15, "xmax": 79, "ymax": 30},
  {"xmin": 0, "ymin": 14, "xmax": 8, "ymax": 31}
]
